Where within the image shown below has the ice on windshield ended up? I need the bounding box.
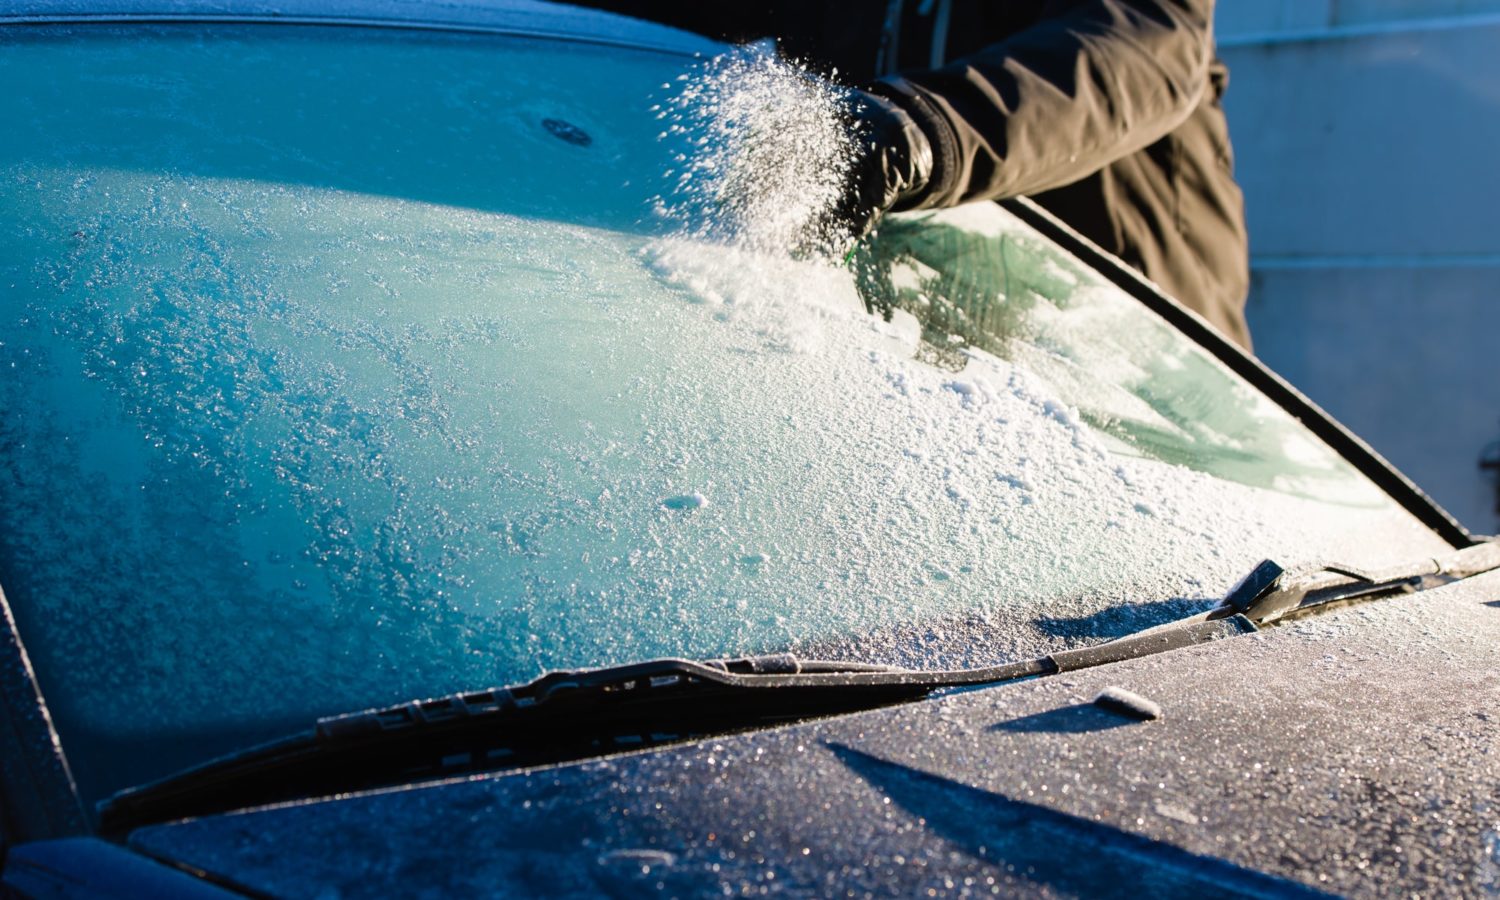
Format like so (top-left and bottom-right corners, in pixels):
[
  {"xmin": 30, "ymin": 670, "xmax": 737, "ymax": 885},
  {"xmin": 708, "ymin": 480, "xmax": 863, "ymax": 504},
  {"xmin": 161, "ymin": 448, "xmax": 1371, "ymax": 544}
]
[{"xmin": 0, "ymin": 25, "xmax": 1450, "ymax": 804}]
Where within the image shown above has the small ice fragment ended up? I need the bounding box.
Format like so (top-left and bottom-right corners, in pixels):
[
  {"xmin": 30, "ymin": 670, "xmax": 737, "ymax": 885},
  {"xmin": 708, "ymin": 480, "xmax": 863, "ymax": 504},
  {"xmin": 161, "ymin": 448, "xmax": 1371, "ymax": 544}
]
[
  {"xmin": 1153, "ymin": 800, "xmax": 1200, "ymax": 826},
  {"xmin": 596, "ymin": 848, "xmax": 678, "ymax": 870},
  {"xmin": 661, "ymin": 492, "xmax": 708, "ymax": 511},
  {"xmin": 1094, "ymin": 686, "xmax": 1161, "ymax": 721}
]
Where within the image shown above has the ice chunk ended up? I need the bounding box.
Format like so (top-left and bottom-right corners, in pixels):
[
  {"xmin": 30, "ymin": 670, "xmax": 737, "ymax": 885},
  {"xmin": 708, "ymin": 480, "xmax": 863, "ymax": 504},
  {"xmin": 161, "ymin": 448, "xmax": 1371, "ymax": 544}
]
[
  {"xmin": 1094, "ymin": 686, "xmax": 1162, "ymax": 721},
  {"xmin": 661, "ymin": 493, "xmax": 708, "ymax": 511}
]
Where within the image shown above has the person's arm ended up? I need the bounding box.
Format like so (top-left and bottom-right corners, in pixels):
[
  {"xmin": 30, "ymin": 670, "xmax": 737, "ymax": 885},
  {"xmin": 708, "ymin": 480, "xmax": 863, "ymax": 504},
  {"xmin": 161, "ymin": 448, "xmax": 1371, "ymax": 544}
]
[{"xmin": 875, "ymin": 0, "xmax": 1215, "ymax": 210}]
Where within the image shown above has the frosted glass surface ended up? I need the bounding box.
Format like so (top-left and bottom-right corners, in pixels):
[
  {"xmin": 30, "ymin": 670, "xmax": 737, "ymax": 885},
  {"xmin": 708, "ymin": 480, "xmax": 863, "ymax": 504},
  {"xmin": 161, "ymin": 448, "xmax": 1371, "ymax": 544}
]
[{"xmin": 0, "ymin": 25, "xmax": 1448, "ymax": 804}]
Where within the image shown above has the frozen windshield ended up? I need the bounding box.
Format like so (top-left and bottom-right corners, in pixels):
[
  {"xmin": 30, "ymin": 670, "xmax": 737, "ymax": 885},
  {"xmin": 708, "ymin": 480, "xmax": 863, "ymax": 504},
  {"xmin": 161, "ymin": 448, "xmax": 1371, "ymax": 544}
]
[{"xmin": 0, "ymin": 23, "xmax": 1449, "ymax": 807}]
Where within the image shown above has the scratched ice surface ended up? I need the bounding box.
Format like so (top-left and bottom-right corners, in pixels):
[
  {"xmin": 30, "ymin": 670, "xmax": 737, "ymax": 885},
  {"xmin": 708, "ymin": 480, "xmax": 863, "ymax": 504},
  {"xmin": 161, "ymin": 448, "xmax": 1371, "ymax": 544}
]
[{"xmin": 0, "ymin": 25, "xmax": 1449, "ymax": 803}]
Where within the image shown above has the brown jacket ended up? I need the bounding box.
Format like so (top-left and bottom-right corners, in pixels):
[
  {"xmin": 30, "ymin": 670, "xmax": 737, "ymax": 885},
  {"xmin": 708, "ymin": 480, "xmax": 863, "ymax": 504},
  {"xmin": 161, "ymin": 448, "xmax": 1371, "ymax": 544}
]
[{"xmin": 572, "ymin": 0, "xmax": 1252, "ymax": 348}]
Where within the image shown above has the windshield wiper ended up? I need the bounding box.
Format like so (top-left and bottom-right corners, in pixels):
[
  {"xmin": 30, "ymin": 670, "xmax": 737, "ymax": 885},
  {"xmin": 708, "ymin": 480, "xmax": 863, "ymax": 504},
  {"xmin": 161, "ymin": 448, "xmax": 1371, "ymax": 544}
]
[
  {"xmin": 99, "ymin": 539, "xmax": 1499, "ymax": 832},
  {"xmin": 1210, "ymin": 538, "xmax": 1500, "ymax": 627},
  {"xmin": 98, "ymin": 617, "xmax": 1252, "ymax": 831}
]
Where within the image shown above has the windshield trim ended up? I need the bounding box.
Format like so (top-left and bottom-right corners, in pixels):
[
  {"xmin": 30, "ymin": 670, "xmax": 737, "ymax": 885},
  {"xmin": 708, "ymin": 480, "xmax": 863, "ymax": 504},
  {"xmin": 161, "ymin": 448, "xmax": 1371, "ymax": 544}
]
[
  {"xmin": 999, "ymin": 196, "xmax": 1474, "ymax": 549},
  {"xmin": 0, "ymin": 583, "xmax": 88, "ymax": 843},
  {"xmin": 0, "ymin": 0, "xmax": 721, "ymax": 57}
]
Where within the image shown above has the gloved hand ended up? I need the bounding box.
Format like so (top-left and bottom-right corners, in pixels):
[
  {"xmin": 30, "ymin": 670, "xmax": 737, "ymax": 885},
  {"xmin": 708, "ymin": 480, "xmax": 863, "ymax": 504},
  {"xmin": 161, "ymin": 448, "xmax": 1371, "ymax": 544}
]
[{"xmin": 834, "ymin": 87, "xmax": 935, "ymax": 242}]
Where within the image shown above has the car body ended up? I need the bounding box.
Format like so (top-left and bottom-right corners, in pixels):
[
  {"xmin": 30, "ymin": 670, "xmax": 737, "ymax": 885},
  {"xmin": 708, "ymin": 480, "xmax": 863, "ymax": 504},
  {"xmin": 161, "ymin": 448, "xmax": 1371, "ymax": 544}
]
[{"xmin": 1, "ymin": 2, "xmax": 1497, "ymax": 897}]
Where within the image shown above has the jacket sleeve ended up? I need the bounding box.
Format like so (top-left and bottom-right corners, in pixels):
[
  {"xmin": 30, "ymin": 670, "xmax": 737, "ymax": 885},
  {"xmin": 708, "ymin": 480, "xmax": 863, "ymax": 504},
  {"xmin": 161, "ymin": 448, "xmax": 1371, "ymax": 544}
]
[{"xmin": 875, "ymin": 0, "xmax": 1216, "ymax": 209}]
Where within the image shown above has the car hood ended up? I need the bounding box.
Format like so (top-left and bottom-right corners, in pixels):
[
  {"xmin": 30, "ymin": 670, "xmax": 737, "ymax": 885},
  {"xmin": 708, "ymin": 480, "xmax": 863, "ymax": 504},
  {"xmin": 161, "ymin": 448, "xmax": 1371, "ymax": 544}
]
[{"xmin": 118, "ymin": 569, "xmax": 1500, "ymax": 897}]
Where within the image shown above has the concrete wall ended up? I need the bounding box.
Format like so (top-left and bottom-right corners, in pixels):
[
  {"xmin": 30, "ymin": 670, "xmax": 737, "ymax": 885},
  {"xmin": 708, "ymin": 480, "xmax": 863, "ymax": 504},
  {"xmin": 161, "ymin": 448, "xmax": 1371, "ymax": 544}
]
[
  {"xmin": 1218, "ymin": 0, "xmax": 1500, "ymax": 35},
  {"xmin": 1217, "ymin": 8, "xmax": 1500, "ymax": 534}
]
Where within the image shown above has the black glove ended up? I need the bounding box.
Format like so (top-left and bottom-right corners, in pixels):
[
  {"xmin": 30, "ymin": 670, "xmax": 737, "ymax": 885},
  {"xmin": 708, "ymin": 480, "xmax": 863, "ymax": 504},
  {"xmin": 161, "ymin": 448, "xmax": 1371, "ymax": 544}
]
[{"xmin": 835, "ymin": 87, "xmax": 935, "ymax": 241}]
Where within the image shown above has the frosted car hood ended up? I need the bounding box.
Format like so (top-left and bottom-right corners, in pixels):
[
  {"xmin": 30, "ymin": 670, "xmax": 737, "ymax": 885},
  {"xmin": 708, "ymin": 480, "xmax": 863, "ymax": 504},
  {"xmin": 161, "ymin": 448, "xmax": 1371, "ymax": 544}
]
[{"xmin": 124, "ymin": 570, "xmax": 1500, "ymax": 897}]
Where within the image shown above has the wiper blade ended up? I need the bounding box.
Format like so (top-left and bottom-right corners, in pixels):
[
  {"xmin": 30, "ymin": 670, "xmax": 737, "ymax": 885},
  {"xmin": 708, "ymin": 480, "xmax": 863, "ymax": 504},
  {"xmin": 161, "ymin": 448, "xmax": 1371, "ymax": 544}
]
[
  {"xmin": 1213, "ymin": 538, "xmax": 1500, "ymax": 627},
  {"xmin": 99, "ymin": 619, "xmax": 1252, "ymax": 831}
]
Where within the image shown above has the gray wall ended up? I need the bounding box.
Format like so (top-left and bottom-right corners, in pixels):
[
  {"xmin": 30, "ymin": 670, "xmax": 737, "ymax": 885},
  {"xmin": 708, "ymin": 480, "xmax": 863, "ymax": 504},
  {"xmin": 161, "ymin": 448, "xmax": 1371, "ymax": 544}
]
[
  {"xmin": 1217, "ymin": 5, "xmax": 1500, "ymax": 534},
  {"xmin": 1219, "ymin": 0, "xmax": 1500, "ymax": 34}
]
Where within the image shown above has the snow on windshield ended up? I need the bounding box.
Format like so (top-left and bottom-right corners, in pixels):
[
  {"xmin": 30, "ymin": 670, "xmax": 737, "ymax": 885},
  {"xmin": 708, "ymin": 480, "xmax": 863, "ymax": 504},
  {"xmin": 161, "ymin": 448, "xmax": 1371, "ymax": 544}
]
[
  {"xmin": 650, "ymin": 47, "xmax": 856, "ymax": 256},
  {"xmin": 0, "ymin": 25, "xmax": 1449, "ymax": 803}
]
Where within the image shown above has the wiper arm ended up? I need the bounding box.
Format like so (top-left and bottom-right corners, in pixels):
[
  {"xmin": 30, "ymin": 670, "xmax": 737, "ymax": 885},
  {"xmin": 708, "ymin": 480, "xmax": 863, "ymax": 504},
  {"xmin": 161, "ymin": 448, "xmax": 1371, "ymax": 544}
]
[
  {"xmin": 1212, "ymin": 538, "xmax": 1500, "ymax": 627},
  {"xmin": 99, "ymin": 619, "xmax": 1252, "ymax": 831}
]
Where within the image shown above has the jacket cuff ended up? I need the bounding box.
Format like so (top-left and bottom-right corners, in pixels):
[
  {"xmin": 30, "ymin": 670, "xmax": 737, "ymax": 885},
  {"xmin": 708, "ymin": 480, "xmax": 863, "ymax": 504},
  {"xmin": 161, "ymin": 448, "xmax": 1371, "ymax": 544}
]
[{"xmin": 869, "ymin": 77, "xmax": 961, "ymax": 211}]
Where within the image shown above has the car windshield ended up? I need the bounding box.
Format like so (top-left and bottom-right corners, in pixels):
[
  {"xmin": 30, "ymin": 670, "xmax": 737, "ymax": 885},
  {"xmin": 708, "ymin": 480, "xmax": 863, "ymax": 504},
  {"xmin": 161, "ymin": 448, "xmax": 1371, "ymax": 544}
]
[{"xmin": 0, "ymin": 22, "xmax": 1451, "ymax": 808}]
